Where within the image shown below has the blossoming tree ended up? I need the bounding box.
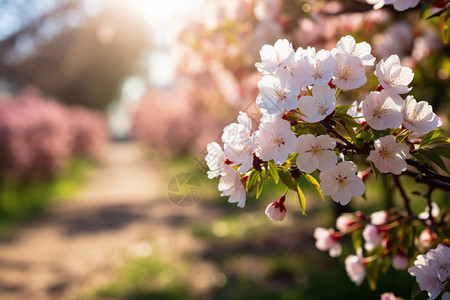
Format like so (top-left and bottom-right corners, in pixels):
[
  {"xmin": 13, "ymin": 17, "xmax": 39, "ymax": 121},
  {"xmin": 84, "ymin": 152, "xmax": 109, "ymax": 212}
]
[{"xmin": 205, "ymin": 35, "xmax": 449, "ymax": 299}]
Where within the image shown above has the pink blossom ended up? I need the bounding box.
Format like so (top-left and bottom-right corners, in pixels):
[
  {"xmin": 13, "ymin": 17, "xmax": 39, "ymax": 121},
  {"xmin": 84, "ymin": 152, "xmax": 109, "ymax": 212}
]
[
  {"xmin": 345, "ymin": 255, "xmax": 366, "ymax": 285},
  {"xmin": 319, "ymin": 161, "xmax": 366, "ymax": 205},
  {"xmin": 375, "ymin": 54, "xmax": 414, "ymax": 94},
  {"xmin": 419, "ymin": 229, "xmax": 437, "ymax": 248},
  {"xmin": 363, "ymin": 224, "xmax": 382, "ymax": 251},
  {"xmin": 255, "ymin": 39, "xmax": 294, "ymax": 74},
  {"xmin": 402, "ymin": 96, "xmax": 441, "ymax": 134},
  {"xmin": 362, "ymin": 90, "xmax": 403, "ymax": 130},
  {"xmin": 408, "ymin": 244, "xmax": 450, "ymax": 300},
  {"xmin": 313, "ymin": 227, "xmax": 342, "ymax": 257},
  {"xmin": 336, "ymin": 215, "xmax": 355, "ymax": 232},
  {"xmin": 392, "ymin": 252, "xmax": 410, "ymax": 270},
  {"xmin": 370, "ymin": 211, "xmax": 389, "ymax": 225},
  {"xmin": 368, "ymin": 135, "xmax": 409, "ymax": 175},
  {"xmin": 380, "ymin": 292, "xmax": 397, "ymax": 300}
]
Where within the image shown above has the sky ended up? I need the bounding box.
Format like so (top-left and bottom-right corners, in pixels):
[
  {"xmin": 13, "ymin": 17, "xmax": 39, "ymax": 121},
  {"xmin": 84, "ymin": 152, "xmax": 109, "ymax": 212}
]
[{"xmin": 108, "ymin": 0, "xmax": 205, "ymax": 137}]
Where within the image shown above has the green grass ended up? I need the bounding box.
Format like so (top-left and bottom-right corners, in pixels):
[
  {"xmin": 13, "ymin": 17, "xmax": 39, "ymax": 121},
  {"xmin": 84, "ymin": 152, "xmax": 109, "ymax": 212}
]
[{"xmin": 0, "ymin": 157, "xmax": 94, "ymax": 234}]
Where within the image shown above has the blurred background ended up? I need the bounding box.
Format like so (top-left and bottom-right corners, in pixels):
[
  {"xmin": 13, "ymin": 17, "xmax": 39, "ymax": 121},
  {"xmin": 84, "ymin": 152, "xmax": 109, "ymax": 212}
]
[{"xmin": 0, "ymin": 0, "xmax": 448, "ymax": 299}]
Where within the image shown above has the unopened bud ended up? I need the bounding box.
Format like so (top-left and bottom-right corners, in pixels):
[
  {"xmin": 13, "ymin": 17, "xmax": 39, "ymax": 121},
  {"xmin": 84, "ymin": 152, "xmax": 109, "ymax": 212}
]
[
  {"xmin": 392, "ymin": 250, "xmax": 409, "ymax": 270},
  {"xmin": 265, "ymin": 198, "xmax": 286, "ymax": 221}
]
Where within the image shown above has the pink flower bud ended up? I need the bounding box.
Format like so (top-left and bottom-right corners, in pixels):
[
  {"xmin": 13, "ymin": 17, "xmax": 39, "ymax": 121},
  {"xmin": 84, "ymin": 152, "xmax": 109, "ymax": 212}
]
[
  {"xmin": 380, "ymin": 292, "xmax": 397, "ymax": 300},
  {"xmin": 419, "ymin": 229, "xmax": 437, "ymax": 248},
  {"xmin": 357, "ymin": 167, "xmax": 371, "ymax": 182},
  {"xmin": 370, "ymin": 210, "xmax": 389, "ymax": 225},
  {"xmin": 336, "ymin": 215, "xmax": 354, "ymax": 232},
  {"xmin": 382, "ymin": 237, "xmax": 393, "ymax": 250},
  {"xmin": 363, "ymin": 224, "xmax": 382, "ymax": 251},
  {"xmin": 314, "ymin": 227, "xmax": 342, "ymax": 257},
  {"xmin": 392, "ymin": 251, "xmax": 410, "ymax": 270},
  {"xmin": 265, "ymin": 196, "xmax": 286, "ymax": 221}
]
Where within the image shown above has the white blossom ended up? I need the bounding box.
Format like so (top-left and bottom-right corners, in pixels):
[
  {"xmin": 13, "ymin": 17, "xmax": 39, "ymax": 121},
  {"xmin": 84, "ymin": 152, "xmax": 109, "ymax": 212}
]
[
  {"xmin": 375, "ymin": 54, "xmax": 414, "ymax": 94},
  {"xmin": 255, "ymin": 39, "xmax": 294, "ymax": 74},
  {"xmin": 402, "ymin": 96, "xmax": 441, "ymax": 134},
  {"xmin": 332, "ymin": 35, "xmax": 375, "ymax": 66},
  {"xmin": 313, "ymin": 227, "xmax": 342, "ymax": 257},
  {"xmin": 366, "ymin": 0, "xmax": 386, "ymax": 10},
  {"xmin": 298, "ymin": 84, "xmax": 336, "ymax": 123},
  {"xmin": 362, "ymin": 90, "xmax": 403, "ymax": 130},
  {"xmin": 369, "ymin": 135, "xmax": 409, "ymax": 175},
  {"xmin": 363, "ymin": 224, "xmax": 382, "ymax": 251},
  {"xmin": 408, "ymin": 244, "xmax": 450, "ymax": 300},
  {"xmin": 222, "ymin": 112, "xmax": 255, "ymax": 173},
  {"xmin": 218, "ymin": 166, "xmax": 246, "ymax": 208},
  {"xmin": 387, "ymin": 0, "xmax": 421, "ymax": 11},
  {"xmin": 291, "ymin": 47, "xmax": 335, "ymax": 86},
  {"xmin": 257, "ymin": 68, "xmax": 300, "ymax": 114},
  {"xmin": 254, "ymin": 118, "xmax": 297, "ymax": 165},
  {"xmin": 319, "ymin": 161, "xmax": 366, "ymax": 205},
  {"xmin": 345, "ymin": 254, "xmax": 366, "ymax": 285},
  {"xmin": 332, "ymin": 52, "xmax": 367, "ymax": 90},
  {"xmin": 296, "ymin": 134, "xmax": 337, "ymax": 173},
  {"xmin": 205, "ymin": 142, "xmax": 225, "ymax": 179}
]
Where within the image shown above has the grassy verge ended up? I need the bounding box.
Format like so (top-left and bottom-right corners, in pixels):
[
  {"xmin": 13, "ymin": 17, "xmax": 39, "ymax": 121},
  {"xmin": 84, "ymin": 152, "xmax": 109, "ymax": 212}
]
[{"xmin": 0, "ymin": 157, "xmax": 94, "ymax": 234}]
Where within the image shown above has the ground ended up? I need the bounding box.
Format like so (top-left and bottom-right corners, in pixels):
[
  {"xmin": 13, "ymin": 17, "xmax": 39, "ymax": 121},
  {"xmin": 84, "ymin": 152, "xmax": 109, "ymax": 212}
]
[{"xmin": 0, "ymin": 142, "xmax": 214, "ymax": 300}]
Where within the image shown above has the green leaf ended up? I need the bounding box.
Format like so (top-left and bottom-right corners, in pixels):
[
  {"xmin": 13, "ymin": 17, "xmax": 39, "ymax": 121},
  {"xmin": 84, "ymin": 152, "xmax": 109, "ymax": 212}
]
[
  {"xmin": 246, "ymin": 170, "xmax": 260, "ymax": 193},
  {"xmin": 417, "ymin": 149, "xmax": 450, "ymax": 174},
  {"xmin": 278, "ymin": 168, "xmax": 297, "ymax": 191},
  {"xmin": 429, "ymin": 146, "xmax": 450, "ymax": 159},
  {"xmin": 268, "ymin": 160, "xmax": 279, "ymax": 184},
  {"xmin": 335, "ymin": 104, "xmax": 353, "ymax": 115},
  {"xmin": 365, "ymin": 259, "xmax": 380, "ymax": 291},
  {"xmin": 419, "ymin": 129, "xmax": 447, "ymax": 148},
  {"xmin": 256, "ymin": 172, "xmax": 265, "ymax": 199},
  {"xmin": 351, "ymin": 228, "xmax": 363, "ymax": 252},
  {"xmin": 287, "ymin": 152, "xmax": 299, "ymax": 163},
  {"xmin": 419, "ymin": 1, "xmax": 430, "ymax": 19},
  {"xmin": 296, "ymin": 185, "xmax": 306, "ymax": 215},
  {"xmin": 303, "ymin": 173, "xmax": 324, "ymax": 201}
]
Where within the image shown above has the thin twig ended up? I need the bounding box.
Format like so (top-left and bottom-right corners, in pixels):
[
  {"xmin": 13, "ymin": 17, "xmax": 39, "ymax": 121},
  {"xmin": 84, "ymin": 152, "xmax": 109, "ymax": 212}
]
[
  {"xmin": 321, "ymin": 122, "xmax": 365, "ymax": 154},
  {"xmin": 394, "ymin": 175, "xmax": 413, "ymax": 216},
  {"xmin": 425, "ymin": 186, "xmax": 436, "ymax": 226},
  {"xmin": 402, "ymin": 170, "xmax": 450, "ymax": 192},
  {"xmin": 406, "ymin": 159, "xmax": 450, "ymax": 184}
]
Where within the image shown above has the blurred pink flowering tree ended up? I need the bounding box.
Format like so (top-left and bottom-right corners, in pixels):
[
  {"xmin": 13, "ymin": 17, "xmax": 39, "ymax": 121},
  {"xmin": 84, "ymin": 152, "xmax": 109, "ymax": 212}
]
[{"xmin": 0, "ymin": 88, "xmax": 108, "ymax": 182}]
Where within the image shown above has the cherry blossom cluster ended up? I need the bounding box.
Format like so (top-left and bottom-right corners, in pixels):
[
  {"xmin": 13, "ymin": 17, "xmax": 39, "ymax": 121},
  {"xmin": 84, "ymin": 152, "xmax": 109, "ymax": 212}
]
[
  {"xmin": 206, "ymin": 35, "xmax": 443, "ymax": 211},
  {"xmin": 313, "ymin": 204, "xmax": 448, "ymax": 297},
  {"xmin": 205, "ymin": 35, "xmax": 449, "ymax": 297}
]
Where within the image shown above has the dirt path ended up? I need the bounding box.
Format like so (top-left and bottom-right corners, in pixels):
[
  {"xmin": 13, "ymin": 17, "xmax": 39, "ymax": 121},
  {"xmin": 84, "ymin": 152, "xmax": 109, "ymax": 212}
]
[{"xmin": 0, "ymin": 142, "xmax": 208, "ymax": 300}]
